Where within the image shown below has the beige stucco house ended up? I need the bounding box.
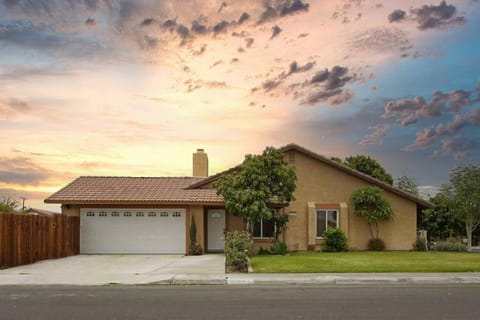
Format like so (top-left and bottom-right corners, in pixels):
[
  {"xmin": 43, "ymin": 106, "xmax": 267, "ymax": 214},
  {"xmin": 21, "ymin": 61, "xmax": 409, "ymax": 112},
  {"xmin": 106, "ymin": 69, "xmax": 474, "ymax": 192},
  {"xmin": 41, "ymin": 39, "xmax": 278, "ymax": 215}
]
[{"xmin": 45, "ymin": 144, "xmax": 431, "ymax": 254}]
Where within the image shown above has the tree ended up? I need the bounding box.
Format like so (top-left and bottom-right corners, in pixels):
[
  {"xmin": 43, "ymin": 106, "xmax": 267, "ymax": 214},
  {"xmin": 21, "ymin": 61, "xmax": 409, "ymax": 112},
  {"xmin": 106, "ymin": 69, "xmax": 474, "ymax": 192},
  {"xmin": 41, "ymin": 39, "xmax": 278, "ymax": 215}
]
[
  {"xmin": 214, "ymin": 146, "xmax": 297, "ymax": 238},
  {"xmin": 442, "ymin": 165, "xmax": 480, "ymax": 251},
  {"xmin": 0, "ymin": 197, "xmax": 18, "ymax": 213},
  {"xmin": 419, "ymin": 193, "xmax": 463, "ymax": 240},
  {"xmin": 343, "ymin": 155, "xmax": 394, "ymax": 185},
  {"xmin": 351, "ymin": 186, "xmax": 394, "ymax": 249},
  {"xmin": 395, "ymin": 175, "xmax": 419, "ymax": 196}
]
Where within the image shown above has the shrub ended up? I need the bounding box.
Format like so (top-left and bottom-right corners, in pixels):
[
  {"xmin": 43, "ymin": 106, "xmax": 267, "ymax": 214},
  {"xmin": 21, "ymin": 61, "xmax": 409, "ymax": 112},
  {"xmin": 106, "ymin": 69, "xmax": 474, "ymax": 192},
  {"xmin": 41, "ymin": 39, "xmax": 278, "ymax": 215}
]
[
  {"xmin": 270, "ymin": 240, "xmax": 288, "ymax": 255},
  {"xmin": 258, "ymin": 246, "xmax": 271, "ymax": 255},
  {"xmin": 432, "ymin": 240, "xmax": 467, "ymax": 252},
  {"xmin": 413, "ymin": 238, "xmax": 427, "ymax": 251},
  {"xmin": 323, "ymin": 227, "xmax": 348, "ymax": 252},
  {"xmin": 368, "ymin": 238, "xmax": 386, "ymax": 251},
  {"xmin": 225, "ymin": 230, "xmax": 251, "ymax": 272}
]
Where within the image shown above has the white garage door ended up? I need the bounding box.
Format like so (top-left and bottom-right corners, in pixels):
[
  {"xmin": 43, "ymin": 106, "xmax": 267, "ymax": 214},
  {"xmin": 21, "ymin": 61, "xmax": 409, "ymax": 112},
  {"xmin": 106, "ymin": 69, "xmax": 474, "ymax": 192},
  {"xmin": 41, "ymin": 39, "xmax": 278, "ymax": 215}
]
[{"xmin": 80, "ymin": 208, "xmax": 186, "ymax": 254}]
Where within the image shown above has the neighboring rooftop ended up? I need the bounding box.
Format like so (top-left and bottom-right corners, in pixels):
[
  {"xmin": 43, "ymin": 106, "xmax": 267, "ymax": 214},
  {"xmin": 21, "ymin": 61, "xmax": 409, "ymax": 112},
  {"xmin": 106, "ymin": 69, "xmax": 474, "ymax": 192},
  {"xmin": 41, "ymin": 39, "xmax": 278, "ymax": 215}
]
[{"xmin": 44, "ymin": 176, "xmax": 223, "ymax": 204}]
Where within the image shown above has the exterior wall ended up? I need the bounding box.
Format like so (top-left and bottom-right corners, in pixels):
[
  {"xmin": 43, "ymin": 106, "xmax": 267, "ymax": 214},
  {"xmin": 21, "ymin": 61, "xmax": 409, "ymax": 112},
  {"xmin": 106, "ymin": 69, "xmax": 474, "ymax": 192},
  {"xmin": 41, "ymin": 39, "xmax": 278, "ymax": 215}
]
[
  {"xmin": 284, "ymin": 150, "xmax": 417, "ymax": 251},
  {"xmin": 189, "ymin": 205, "xmax": 205, "ymax": 251}
]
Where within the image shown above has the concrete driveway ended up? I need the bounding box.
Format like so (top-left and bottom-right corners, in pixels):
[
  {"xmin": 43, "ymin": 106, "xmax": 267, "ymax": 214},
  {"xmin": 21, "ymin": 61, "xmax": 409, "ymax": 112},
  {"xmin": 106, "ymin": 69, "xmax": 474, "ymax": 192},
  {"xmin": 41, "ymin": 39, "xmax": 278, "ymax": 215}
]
[{"xmin": 0, "ymin": 254, "xmax": 225, "ymax": 286}]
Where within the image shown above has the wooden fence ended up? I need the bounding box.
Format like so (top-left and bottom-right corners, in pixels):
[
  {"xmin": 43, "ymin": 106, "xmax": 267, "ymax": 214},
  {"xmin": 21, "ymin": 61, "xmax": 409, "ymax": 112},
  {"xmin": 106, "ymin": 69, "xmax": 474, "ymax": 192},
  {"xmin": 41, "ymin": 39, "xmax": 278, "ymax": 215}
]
[{"xmin": 0, "ymin": 213, "xmax": 80, "ymax": 269}]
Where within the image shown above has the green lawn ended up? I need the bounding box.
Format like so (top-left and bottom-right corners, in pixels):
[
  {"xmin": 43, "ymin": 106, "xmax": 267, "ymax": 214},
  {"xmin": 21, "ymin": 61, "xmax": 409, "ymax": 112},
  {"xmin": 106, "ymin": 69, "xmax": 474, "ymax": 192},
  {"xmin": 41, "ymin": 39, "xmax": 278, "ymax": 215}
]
[{"xmin": 250, "ymin": 252, "xmax": 480, "ymax": 273}]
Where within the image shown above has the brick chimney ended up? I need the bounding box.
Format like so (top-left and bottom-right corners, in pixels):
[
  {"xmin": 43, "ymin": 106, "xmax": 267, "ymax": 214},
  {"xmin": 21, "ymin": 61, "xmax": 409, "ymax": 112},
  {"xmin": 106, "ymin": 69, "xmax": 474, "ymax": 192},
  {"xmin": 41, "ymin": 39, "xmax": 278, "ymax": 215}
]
[{"xmin": 193, "ymin": 149, "xmax": 208, "ymax": 177}]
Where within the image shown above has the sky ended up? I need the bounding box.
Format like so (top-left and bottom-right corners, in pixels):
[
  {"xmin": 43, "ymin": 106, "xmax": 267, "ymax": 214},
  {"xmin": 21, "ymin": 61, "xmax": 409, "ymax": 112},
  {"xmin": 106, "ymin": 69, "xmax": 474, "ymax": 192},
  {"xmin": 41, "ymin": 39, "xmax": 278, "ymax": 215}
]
[{"xmin": 1, "ymin": 0, "xmax": 480, "ymax": 211}]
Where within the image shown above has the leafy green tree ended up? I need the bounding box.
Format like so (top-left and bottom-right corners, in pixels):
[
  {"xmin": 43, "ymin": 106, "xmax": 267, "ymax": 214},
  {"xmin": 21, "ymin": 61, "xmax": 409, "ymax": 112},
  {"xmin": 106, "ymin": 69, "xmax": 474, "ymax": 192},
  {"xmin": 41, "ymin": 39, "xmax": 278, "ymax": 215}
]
[
  {"xmin": 0, "ymin": 197, "xmax": 18, "ymax": 213},
  {"xmin": 419, "ymin": 193, "xmax": 463, "ymax": 240},
  {"xmin": 351, "ymin": 186, "xmax": 394, "ymax": 247},
  {"xmin": 395, "ymin": 175, "xmax": 419, "ymax": 196},
  {"xmin": 344, "ymin": 155, "xmax": 394, "ymax": 185},
  {"xmin": 442, "ymin": 165, "xmax": 480, "ymax": 251},
  {"xmin": 214, "ymin": 146, "xmax": 296, "ymax": 237}
]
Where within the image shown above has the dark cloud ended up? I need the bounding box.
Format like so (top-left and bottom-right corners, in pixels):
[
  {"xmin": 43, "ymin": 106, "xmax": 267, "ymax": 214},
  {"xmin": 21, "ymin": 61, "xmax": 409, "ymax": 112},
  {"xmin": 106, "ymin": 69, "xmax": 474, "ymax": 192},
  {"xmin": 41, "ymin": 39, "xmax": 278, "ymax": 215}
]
[
  {"xmin": 270, "ymin": 24, "xmax": 282, "ymax": 39},
  {"xmin": 191, "ymin": 20, "xmax": 208, "ymax": 34},
  {"xmin": 218, "ymin": 1, "xmax": 227, "ymax": 13},
  {"xmin": 245, "ymin": 37, "xmax": 254, "ymax": 48},
  {"xmin": 434, "ymin": 137, "xmax": 476, "ymax": 160},
  {"xmin": 141, "ymin": 18, "xmax": 157, "ymax": 27},
  {"xmin": 388, "ymin": 9, "xmax": 406, "ymax": 22},
  {"xmin": 85, "ymin": 17, "xmax": 97, "ymax": 27},
  {"xmin": 176, "ymin": 24, "xmax": 190, "ymax": 40},
  {"xmin": 383, "ymin": 89, "xmax": 480, "ymax": 126},
  {"xmin": 162, "ymin": 19, "xmax": 177, "ymax": 29},
  {"xmin": 231, "ymin": 58, "xmax": 239, "ymax": 63},
  {"xmin": 403, "ymin": 108, "xmax": 480, "ymax": 153},
  {"xmin": 279, "ymin": 0, "xmax": 310, "ymax": 16},
  {"xmin": 257, "ymin": 0, "xmax": 310, "ymax": 24},
  {"xmin": 310, "ymin": 66, "xmax": 351, "ymax": 90},
  {"xmin": 213, "ymin": 20, "xmax": 230, "ymax": 34},
  {"xmin": 410, "ymin": 1, "xmax": 465, "ymax": 30},
  {"xmin": 0, "ymin": 157, "xmax": 50, "ymax": 186},
  {"xmin": 238, "ymin": 12, "xmax": 250, "ymax": 24},
  {"xmin": 288, "ymin": 61, "xmax": 315, "ymax": 74}
]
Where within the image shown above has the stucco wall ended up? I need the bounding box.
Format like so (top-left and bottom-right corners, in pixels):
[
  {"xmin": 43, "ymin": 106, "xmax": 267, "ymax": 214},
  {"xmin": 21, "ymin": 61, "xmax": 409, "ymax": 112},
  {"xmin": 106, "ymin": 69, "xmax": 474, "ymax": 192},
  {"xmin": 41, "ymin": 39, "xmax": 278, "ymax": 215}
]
[{"xmin": 285, "ymin": 150, "xmax": 417, "ymax": 251}]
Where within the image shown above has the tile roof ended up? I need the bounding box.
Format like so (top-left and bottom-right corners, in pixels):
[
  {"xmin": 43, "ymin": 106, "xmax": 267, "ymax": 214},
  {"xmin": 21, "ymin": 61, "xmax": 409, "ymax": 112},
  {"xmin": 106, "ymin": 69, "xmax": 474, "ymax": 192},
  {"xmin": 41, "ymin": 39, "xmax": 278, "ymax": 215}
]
[
  {"xmin": 187, "ymin": 143, "xmax": 433, "ymax": 208},
  {"xmin": 45, "ymin": 176, "xmax": 223, "ymax": 204}
]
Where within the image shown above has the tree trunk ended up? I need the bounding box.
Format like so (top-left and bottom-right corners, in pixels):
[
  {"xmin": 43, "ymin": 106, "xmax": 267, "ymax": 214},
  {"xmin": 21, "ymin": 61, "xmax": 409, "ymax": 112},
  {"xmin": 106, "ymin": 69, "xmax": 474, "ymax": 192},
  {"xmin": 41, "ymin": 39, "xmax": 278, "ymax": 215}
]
[
  {"xmin": 367, "ymin": 223, "xmax": 374, "ymax": 239},
  {"xmin": 465, "ymin": 220, "xmax": 472, "ymax": 252}
]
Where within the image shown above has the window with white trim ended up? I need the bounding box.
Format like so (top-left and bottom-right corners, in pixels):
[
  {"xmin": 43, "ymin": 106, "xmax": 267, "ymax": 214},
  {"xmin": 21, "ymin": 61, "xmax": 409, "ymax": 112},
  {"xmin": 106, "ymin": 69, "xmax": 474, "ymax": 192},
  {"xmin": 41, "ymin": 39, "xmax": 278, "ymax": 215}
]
[
  {"xmin": 316, "ymin": 209, "xmax": 339, "ymax": 238},
  {"xmin": 253, "ymin": 218, "xmax": 275, "ymax": 238}
]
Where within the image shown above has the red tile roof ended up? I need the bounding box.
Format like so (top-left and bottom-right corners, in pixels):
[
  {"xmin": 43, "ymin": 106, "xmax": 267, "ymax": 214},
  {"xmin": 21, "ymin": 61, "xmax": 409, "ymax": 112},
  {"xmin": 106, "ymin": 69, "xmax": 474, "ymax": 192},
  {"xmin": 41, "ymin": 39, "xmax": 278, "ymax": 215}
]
[{"xmin": 45, "ymin": 176, "xmax": 223, "ymax": 204}]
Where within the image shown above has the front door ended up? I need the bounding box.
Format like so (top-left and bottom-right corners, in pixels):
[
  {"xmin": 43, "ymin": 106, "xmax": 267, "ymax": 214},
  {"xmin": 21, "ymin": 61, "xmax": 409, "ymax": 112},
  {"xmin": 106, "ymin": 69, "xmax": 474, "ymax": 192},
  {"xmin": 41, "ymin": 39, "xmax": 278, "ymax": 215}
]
[{"xmin": 207, "ymin": 209, "xmax": 226, "ymax": 251}]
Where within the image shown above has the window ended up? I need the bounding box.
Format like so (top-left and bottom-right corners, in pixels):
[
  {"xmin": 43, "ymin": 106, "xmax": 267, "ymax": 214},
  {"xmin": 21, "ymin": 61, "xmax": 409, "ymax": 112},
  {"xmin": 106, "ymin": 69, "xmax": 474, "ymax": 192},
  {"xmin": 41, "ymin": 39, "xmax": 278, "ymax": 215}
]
[
  {"xmin": 136, "ymin": 212, "xmax": 144, "ymax": 217},
  {"xmin": 148, "ymin": 212, "xmax": 157, "ymax": 217},
  {"xmin": 172, "ymin": 212, "xmax": 181, "ymax": 217},
  {"xmin": 99, "ymin": 211, "xmax": 107, "ymax": 217},
  {"xmin": 253, "ymin": 219, "xmax": 275, "ymax": 238},
  {"xmin": 160, "ymin": 212, "xmax": 169, "ymax": 217},
  {"xmin": 316, "ymin": 209, "xmax": 338, "ymax": 238},
  {"xmin": 123, "ymin": 212, "xmax": 132, "ymax": 217},
  {"xmin": 111, "ymin": 211, "xmax": 119, "ymax": 217},
  {"xmin": 86, "ymin": 211, "xmax": 95, "ymax": 217}
]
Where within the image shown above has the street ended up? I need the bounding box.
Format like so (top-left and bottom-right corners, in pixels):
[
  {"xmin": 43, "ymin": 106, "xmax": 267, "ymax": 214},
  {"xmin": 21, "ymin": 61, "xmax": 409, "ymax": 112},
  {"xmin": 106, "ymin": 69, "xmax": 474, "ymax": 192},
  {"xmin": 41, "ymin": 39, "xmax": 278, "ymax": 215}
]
[{"xmin": 0, "ymin": 285, "xmax": 478, "ymax": 319}]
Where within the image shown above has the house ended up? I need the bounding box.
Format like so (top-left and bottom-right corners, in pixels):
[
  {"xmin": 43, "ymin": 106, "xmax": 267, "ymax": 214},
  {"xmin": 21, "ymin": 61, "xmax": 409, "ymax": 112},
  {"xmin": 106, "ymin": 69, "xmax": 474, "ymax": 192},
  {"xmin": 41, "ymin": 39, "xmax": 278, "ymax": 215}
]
[{"xmin": 45, "ymin": 144, "xmax": 431, "ymax": 254}]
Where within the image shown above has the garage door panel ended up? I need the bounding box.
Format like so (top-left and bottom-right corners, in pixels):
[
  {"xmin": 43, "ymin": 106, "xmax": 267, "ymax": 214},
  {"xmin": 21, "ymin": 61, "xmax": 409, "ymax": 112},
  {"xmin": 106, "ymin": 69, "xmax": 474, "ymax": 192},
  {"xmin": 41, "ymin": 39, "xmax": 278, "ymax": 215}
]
[{"xmin": 80, "ymin": 209, "xmax": 186, "ymax": 254}]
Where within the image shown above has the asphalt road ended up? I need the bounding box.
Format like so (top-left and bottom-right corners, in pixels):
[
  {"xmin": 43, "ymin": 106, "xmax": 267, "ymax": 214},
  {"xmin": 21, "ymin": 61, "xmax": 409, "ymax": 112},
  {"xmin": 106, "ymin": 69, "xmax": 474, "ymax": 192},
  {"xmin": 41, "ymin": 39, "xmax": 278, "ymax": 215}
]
[{"xmin": 1, "ymin": 285, "xmax": 478, "ymax": 320}]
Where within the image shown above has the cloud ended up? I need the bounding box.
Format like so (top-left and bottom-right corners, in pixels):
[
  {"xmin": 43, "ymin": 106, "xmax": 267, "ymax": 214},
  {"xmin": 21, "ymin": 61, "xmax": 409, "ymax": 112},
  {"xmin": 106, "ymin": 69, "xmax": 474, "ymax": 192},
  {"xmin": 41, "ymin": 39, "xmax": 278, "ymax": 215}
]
[
  {"xmin": 433, "ymin": 137, "xmax": 476, "ymax": 159},
  {"xmin": 238, "ymin": 12, "xmax": 250, "ymax": 24},
  {"xmin": 0, "ymin": 97, "xmax": 31, "ymax": 117},
  {"xmin": 191, "ymin": 19, "xmax": 208, "ymax": 35},
  {"xmin": 270, "ymin": 24, "xmax": 282, "ymax": 39},
  {"xmin": 360, "ymin": 124, "xmax": 390, "ymax": 145},
  {"xmin": 245, "ymin": 37, "xmax": 254, "ymax": 48},
  {"xmin": 186, "ymin": 79, "xmax": 227, "ymax": 93},
  {"xmin": 212, "ymin": 20, "xmax": 230, "ymax": 34},
  {"xmin": 388, "ymin": 10, "xmax": 406, "ymax": 23},
  {"xmin": 288, "ymin": 60, "xmax": 315, "ymax": 74},
  {"xmin": 349, "ymin": 27, "xmax": 409, "ymax": 53},
  {"xmin": 257, "ymin": 0, "xmax": 310, "ymax": 24},
  {"xmin": 403, "ymin": 108, "xmax": 480, "ymax": 153},
  {"xmin": 389, "ymin": 1, "xmax": 466, "ymax": 30},
  {"xmin": 0, "ymin": 157, "xmax": 50, "ymax": 186},
  {"xmin": 85, "ymin": 17, "xmax": 97, "ymax": 27},
  {"xmin": 383, "ymin": 89, "xmax": 480, "ymax": 126}
]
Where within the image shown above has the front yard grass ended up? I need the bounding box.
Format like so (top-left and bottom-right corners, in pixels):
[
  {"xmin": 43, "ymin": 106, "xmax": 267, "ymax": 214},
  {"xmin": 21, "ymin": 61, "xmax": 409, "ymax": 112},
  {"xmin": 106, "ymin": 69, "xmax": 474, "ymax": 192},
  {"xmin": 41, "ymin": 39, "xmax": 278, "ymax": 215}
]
[{"xmin": 250, "ymin": 251, "xmax": 480, "ymax": 273}]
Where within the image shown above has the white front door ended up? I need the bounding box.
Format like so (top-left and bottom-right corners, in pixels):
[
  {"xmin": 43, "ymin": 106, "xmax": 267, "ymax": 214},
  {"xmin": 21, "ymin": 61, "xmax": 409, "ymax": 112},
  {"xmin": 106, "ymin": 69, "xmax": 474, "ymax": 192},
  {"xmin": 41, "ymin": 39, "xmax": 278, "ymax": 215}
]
[{"xmin": 207, "ymin": 209, "xmax": 225, "ymax": 251}]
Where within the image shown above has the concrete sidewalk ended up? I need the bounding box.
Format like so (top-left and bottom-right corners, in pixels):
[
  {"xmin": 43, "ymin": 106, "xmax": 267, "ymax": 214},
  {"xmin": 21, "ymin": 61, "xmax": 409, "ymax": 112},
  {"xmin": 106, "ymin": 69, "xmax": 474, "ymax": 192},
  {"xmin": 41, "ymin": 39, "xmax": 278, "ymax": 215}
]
[{"xmin": 2, "ymin": 271, "xmax": 480, "ymax": 286}]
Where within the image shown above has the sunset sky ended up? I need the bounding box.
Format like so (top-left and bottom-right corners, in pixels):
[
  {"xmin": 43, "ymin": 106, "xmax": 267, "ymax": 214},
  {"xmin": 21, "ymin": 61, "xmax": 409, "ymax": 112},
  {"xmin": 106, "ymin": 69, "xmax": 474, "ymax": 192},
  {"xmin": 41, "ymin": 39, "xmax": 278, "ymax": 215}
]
[{"xmin": 1, "ymin": 0, "xmax": 480, "ymax": 211}]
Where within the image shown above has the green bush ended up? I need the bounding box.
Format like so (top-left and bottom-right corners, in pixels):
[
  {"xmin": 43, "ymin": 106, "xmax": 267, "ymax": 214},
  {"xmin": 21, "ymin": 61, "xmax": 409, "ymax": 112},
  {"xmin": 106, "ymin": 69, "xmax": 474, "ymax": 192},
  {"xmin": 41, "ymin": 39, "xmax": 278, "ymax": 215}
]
[
  {"xmin": 368, "ymin": 238, "xmax": 386, "ymax": 251},
  {"xmin": 432, "ymin": 240, "xmax": 467, "ymax": 252},
  {"xmin": 258, "ymin": 246, "xmax": 271, "ymax": 255},
  {"xmin": 413, "ymin": 238, "xmax": 427, "ymax": 251},
  {"xmin": 270, "ymin": 240, "xmax": 288, "ymax": 255},
  {"xmin": 225, "ymin": 230, "xmax": 251, "ymax": 272},
  {"xmin": 323, "ymin": 228, "xmax": 348, "ymax": 252}
]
